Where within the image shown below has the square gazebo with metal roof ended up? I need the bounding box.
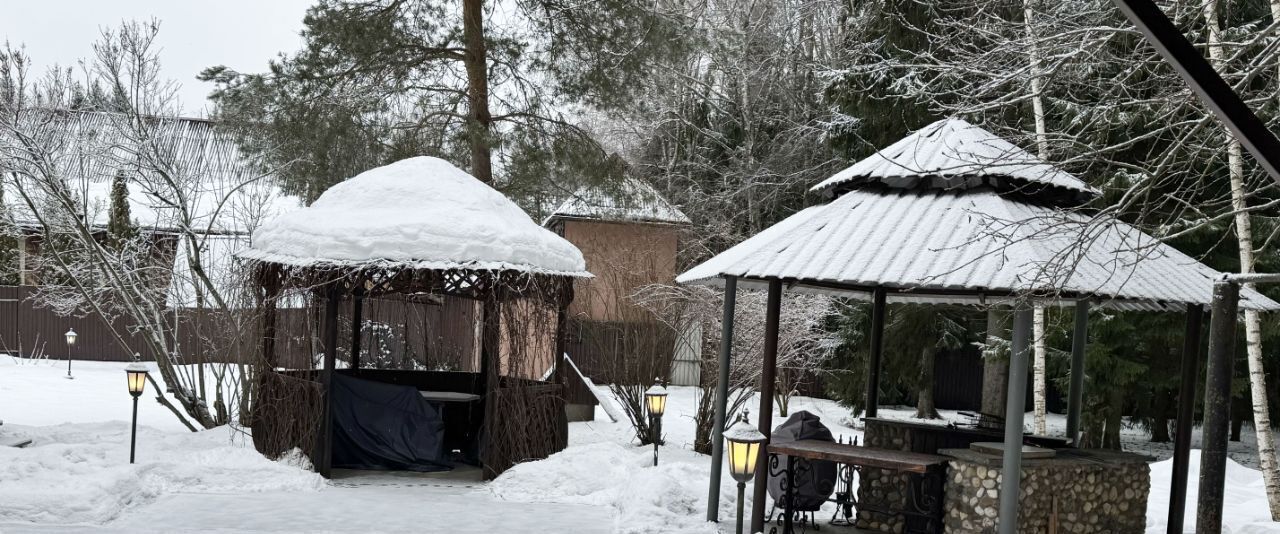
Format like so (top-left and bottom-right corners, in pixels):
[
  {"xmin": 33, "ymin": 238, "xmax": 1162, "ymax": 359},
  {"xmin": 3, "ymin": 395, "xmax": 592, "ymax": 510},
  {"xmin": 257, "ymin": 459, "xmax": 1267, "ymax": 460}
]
[{"xmin": 684, "ymin": 119, "xmax": 1280, "ymax": 534}]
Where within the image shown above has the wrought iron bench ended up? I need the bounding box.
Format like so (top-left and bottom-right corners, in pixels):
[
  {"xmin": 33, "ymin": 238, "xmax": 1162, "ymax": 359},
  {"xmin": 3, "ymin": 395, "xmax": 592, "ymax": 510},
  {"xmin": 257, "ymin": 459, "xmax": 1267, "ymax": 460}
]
[{"xmin": 766, "ymin": 439, "xmax": 947, "ymax": 534}]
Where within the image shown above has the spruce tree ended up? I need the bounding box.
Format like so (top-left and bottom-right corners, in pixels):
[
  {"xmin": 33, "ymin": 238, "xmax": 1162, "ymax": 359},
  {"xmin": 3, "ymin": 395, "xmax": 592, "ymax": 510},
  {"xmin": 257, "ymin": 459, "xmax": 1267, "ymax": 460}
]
[{"xmin": 106, "ymin": 171, "xmax": 135, "ymax": 250}]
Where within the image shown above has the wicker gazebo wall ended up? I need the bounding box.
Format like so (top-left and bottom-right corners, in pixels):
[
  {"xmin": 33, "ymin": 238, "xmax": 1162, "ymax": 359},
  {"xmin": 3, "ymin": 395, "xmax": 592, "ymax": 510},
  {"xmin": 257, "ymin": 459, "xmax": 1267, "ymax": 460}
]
[{"xmin": 247, "ymin": 262, "xmax": 574, "ymax": 479}]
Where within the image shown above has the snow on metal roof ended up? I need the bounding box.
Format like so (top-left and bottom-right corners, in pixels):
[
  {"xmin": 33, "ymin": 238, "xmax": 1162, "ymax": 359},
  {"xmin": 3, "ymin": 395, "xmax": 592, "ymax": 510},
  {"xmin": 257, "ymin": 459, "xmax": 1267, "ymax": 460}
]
[
  {"xmin": 812, "ymin": 118, "xmax": 1100, "ymax": 205},
  {"xmin": 544, "ymin": 177, "xmax": 690, "ymax": 226},
  {"xmin": 677, "ymin": 188, "xmax": 1279, "ymax": 312},
  {"xmin": 1, "ymin": 110, "xmax": 301, "ymax": 234},
  {"xmin": 239, "ymin": 157, "xmax": 592, "ymax": 277}
]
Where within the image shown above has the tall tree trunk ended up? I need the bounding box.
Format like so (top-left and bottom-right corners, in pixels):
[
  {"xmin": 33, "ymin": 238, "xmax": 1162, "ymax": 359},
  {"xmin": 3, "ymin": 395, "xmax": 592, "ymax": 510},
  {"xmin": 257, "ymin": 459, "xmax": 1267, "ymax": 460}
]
[
  {"xmin": 916, "ymin": 346, "xmax": 939, "ymax": 419},
  {"xmin": 1024, "ymin": 0, "xmax": 1051, "ymax": 438},
  {"xmin": 462, "ymin": 0, "xmax": 494, "ymax": 184},
  {"xmin": 1152, "ymin": 390, "xmax": 1171, "ymax": 443},
  {"xmin": 1103, "ymin": 387, "xmax": 1124, "ymax": 450},
  {"xmin": 980, "ymin": 309, "xmax": 1010, "ymax": 430},
  {"xmin": 1206, "ymin": 0, "xmax": 1280, "ymax": 518}
]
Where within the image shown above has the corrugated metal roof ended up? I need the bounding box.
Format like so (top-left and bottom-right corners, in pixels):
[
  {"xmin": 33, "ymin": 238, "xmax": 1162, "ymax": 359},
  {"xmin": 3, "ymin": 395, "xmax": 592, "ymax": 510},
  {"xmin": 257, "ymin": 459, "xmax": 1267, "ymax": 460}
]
[
  {"xmin": 544, "ymin": 177, "xmax": 690, "ymax": 226},
  {"xmin": 812, "ymin": 118, "xmax": 1100, "ymax": 204},
  {"xmin": 677, "ymin": 188, "xmax": 1279, "ymax": 312}
]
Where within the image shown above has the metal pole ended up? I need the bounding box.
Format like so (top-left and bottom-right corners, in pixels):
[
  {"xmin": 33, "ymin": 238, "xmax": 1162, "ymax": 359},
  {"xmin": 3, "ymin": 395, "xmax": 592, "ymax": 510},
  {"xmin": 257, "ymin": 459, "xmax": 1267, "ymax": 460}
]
[
  {"xmin": 707, "ymin": 276, "xmax": 738, "ymax": 522},
  {"xmin": 1065, "ymin": 301, "xmax": 1089, "ymax": 443},
  {"xmin": 1168, "ymin": 304, "xmax": 1205, "ymax": 534},
  {"xmin": 749, "ymin": 278, "xmax": 783, "ymax": 534},
  {"xmin": 129, "ymin": 396, "xmax": 138, "ymax": 464},
  {"xmin": 866, "ymin": 287, "xmax": 887, "ymax": 418},
  {"xmin": 652, "ymin": 413, "xmax": 660, "ymax": 466},
  {"xmin": 998, "ymin": 305, "xmax": 1033, "ymax": 534},
  {"xmin": 1197, "ymin": 280, "xmax": 1239, "ymax": 533},
  {"xmin": 736, "ymin": 482, "xmax": 746, "ymax": 534},
  {"xmin": 66, "ymin": 342, "xmax": 72, "ymax": 379}
]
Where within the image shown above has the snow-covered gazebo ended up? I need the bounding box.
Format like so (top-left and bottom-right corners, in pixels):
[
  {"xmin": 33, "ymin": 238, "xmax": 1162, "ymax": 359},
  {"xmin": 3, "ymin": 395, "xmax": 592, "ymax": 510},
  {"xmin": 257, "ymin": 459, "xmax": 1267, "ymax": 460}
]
[
  {"xmin": 240, "ymin": 157, "xmax": 592, "ymax": 479},
  {"xmin": 682, "ymin": 119, "xmax": 1280, "ymax": 533}
]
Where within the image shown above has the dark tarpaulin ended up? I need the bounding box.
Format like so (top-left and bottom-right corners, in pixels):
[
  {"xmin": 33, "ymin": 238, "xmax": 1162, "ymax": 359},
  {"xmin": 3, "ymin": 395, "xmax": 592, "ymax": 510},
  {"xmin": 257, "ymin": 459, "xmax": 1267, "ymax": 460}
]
[
  {"xmin": 767, "ymin": 410, "xmax": 837, "ymax": 511},
  {"xmin": 330, "ymin": 373, "xmax": 451, "ymax": 472}
]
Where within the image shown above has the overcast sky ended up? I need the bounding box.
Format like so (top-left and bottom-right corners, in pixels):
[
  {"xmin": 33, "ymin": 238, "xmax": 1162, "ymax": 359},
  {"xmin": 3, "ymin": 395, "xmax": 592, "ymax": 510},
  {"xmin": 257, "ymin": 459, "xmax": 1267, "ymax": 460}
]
[{"xmin": 3, "ymin": 0, "xmax": 315, "ymax": 116}]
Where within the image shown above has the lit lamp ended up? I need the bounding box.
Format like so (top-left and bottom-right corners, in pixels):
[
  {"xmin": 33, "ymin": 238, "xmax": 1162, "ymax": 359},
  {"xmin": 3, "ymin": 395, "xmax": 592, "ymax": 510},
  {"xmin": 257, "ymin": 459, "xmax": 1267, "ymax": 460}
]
[
  {"xmin": 724, "ymin": 411, "xmax": 766, "ymax": 534},
  {"xmin": 64, "ymin": 328, "xmax": 77, "ymax": 379},
  {"xmin": 125, "ymin": 362, "xmax": 149, "ymax": 464},
  {"xmin": 644, "ymin": 379, "xmax": 668, "ymax": 466}
]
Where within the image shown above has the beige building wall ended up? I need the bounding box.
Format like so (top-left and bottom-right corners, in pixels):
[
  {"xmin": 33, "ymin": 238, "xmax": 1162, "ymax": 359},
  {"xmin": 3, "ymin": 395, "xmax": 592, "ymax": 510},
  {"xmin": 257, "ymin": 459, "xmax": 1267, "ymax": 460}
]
[{"xmin": 560, "ymin": 219, "xmax": 679, "ymax": 323}]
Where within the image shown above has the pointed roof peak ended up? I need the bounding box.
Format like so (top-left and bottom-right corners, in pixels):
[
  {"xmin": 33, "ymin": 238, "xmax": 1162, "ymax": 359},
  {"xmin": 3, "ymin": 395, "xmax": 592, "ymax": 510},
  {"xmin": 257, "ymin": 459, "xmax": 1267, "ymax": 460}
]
[
  {"xmin": 545, "ymin": 177, "xmax": 690, "ymax": 226},
  {"xmin": 813, "ymin": 117, "xmax": 1100, "ymax": 206}
]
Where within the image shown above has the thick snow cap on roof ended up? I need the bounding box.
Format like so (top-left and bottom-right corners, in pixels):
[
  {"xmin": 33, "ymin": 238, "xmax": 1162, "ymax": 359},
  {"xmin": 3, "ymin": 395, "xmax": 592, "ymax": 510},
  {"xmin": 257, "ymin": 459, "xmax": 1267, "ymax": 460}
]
[
  {"xmin": 812, "ymin": 118, "xmax": 1100, "ymax": 205},
  {"xmin": 238, "ymin": 157, "xmax": 590, "ymax": 277},
  {"xmin": 678, "ymin": 189, "xmax": 1279, "ymax": 312},
  {"xmin": 544, "ymin": 177, "xmax": 690, "ymax": 226}
]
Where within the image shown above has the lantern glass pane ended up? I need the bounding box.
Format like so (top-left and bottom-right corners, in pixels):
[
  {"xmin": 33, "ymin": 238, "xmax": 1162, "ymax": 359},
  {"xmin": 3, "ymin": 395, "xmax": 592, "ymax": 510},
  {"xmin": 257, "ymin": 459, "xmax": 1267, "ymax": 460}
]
[
  {"xmin": 127, "ymin": 371, "xmax": 146, "ymax": 395},
  {"xmin": 646, "ymin": 394, "xmax": 667, "ymax": 416},
  {"xmin": 727, "ymin": 440, "xmax": 760, "ymax": 482}
]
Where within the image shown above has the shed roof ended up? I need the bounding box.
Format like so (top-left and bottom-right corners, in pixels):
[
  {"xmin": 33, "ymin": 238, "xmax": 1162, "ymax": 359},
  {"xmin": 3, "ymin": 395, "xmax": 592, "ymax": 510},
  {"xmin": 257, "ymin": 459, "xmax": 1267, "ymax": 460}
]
[
  {"xmin": 544, "ymin": 177, "xmax": 690, "ymax": 226},
  {"xmin": 677, "ymin": 188, "xmax": 1279, "ymax": 312},
  {"xmin": 238, "ymin": 157, "xmax": 591, "ymax": 277},
  {"xmin": 812, "ymin": 118, "xmax": 1099, "ymax": 206}
]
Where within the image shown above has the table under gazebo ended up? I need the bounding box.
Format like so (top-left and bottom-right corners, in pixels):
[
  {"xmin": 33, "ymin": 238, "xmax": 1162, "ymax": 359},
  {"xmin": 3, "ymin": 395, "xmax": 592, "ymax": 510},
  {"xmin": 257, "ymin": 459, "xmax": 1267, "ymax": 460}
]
[
  {"xmin": 240, "ymin": 156, "xmax": 591, "ymax": 479},
  {"xmin": 682, "ymin": 119, "xmax": 1280, "ymax": 534}
]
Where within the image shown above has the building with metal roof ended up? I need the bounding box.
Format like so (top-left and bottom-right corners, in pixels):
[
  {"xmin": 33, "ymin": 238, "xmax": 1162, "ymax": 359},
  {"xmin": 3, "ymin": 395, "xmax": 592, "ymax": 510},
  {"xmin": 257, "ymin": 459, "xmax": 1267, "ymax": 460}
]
[{"xmin": 544, "ymin": 177, "xmax": 690, "ymax": 227}]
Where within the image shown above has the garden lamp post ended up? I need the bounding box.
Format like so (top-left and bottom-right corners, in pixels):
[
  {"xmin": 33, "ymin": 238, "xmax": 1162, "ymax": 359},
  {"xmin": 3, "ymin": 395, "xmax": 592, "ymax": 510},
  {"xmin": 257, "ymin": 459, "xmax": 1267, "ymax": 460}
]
[
  {"xmin": 125, "ymin": 362, "xmax": 148, "ymax": 464},
  {"xmin": 64, "ymin": 328, "xmax": 77, "ymax": 379},
  {"xmin": 725, "ymin": 411, "xmax": 766, "ymax": 534},
  {"xmin": 644, "ymin": 379, "xmax": 668, "ymax": 466}
]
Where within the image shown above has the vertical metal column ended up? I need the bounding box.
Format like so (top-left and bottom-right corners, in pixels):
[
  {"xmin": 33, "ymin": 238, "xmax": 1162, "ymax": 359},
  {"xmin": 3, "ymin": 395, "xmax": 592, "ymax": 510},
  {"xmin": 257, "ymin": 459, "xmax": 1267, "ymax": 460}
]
[
  {"xmin": 865, "ymin": 287, "xmax": 887, "ymax": 418},
  {"xmin": 707, "ymin": 276, "xmax": 738, "ymax": 522},
  {"xmin": 1197, "ymin": 281, "xmax": 1240, "ymax": 533},
  {"xmin": 749, "ymin": 279, "xmax": 783, "ymax": 534},
  {"xmin": 998, "ymin": 305, "xmax": 1033, "ymax": 534},
  {"xmin": 1168, "ymin": 304, "xmax": 1204, "ymax": 534},
  {"xmin": 1064, "ymin": 301, "xmax": 1090, "ymax": 443}
]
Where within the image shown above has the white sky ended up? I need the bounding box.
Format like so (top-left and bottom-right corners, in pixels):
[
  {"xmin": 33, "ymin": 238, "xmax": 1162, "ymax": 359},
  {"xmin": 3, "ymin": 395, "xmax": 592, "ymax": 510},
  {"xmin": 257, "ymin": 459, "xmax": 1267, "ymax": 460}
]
[{"xmin": 2, "ymin": 0, "xmax": 314, "ymax": 117}]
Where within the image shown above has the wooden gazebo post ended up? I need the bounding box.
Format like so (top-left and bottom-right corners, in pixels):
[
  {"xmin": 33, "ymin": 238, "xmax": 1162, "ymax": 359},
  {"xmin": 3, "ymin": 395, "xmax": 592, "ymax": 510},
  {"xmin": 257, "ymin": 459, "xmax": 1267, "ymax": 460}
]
[
  {"xmin": 865, "ymin": 287, "xmax": 887, "ymax": 418},
  {"xmin": 1167, "ymin": 304, "xmax": 1205, "ymax": 533},
  {"xmin": 1064, "ymin": 301, "xmax": 1089, "ymax": 442},
  {"xmin": 317, "ymin": 281, "xmax": 341, "ymax": 478},
  {"xmin": 997, "ymin": 305, "xmax": 1033, "ymax": 534},
  {"xmin": 705, "ymin": 276, "xmax": 738, "ymax": 522},
  {"xmin": 749, "ymin": 278, "xmax": 782, "ymax": 534}
]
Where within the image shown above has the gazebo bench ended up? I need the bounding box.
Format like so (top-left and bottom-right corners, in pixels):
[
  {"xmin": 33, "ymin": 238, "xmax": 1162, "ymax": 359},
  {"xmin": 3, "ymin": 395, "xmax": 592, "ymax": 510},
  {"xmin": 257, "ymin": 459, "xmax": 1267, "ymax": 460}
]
[{"xmin": 767, "ymin": 439, "xmax": 946, "ymax": 534}]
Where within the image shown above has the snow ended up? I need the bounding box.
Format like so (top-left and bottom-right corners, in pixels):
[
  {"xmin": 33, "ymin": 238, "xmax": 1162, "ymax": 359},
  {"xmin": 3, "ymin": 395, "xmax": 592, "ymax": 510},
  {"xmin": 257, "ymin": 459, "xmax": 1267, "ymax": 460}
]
[
  {"xmin": 238, "ymin": 157, "xmax": 592, "ymax": 277},
  {"xmin": 3, "ymin": 357, "xmax": 1279, "ymax": 533},
  {"xmin": 677, "ymin": 188, "xmax": 1279, "ymax": 312},
  {"xmin": 811, "ymin": 117, "xmax": 1099, "ymax": 200},
  {"xmin": 545, "ymin": 177, "xmax": 692, "ymax": 226}
]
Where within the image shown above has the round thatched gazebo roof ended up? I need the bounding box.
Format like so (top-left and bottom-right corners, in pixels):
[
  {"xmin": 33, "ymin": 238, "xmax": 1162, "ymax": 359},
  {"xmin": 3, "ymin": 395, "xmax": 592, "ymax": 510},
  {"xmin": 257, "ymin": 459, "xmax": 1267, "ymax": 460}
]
[{"xmin": 239, "ymin": 156, "xmax": 590, "ymax": 278}]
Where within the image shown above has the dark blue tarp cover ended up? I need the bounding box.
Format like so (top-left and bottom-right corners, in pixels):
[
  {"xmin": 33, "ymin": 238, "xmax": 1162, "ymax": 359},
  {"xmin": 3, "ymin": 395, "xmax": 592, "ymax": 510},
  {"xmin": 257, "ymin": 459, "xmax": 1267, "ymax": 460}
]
[{"xmin": 331, "ymin": 373, "xmax": 451, "ymax": 472}]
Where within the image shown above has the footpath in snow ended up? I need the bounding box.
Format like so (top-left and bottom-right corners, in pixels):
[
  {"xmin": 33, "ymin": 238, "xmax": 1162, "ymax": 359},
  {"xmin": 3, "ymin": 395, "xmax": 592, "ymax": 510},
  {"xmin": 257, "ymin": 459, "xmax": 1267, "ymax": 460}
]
[{"xmin": 3, "ymin": 357, "xmax": 1280, "ymax": 533}]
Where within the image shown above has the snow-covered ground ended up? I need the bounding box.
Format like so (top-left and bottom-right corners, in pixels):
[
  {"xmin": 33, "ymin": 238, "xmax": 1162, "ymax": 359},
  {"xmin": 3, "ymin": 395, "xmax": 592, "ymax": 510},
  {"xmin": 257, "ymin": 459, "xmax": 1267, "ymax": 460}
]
[{"xmin": 2, "ymin": 356, "xmax": 1278, "ymax": 533}]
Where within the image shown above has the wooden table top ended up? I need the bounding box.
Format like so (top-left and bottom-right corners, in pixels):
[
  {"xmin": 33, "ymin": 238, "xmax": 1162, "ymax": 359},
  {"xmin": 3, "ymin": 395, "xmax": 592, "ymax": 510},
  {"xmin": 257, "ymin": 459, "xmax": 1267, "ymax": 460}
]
[{"xmin": 767, "ymin": 440, "xmax": 948, "ymax": 473}]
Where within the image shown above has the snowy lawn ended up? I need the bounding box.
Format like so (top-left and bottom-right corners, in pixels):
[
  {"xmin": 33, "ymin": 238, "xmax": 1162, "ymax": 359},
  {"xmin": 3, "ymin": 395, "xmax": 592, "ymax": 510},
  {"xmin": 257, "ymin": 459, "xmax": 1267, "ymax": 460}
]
[{"xmin": 3, "ymin": 356, "xmax": 1280, "ymax": 533}]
